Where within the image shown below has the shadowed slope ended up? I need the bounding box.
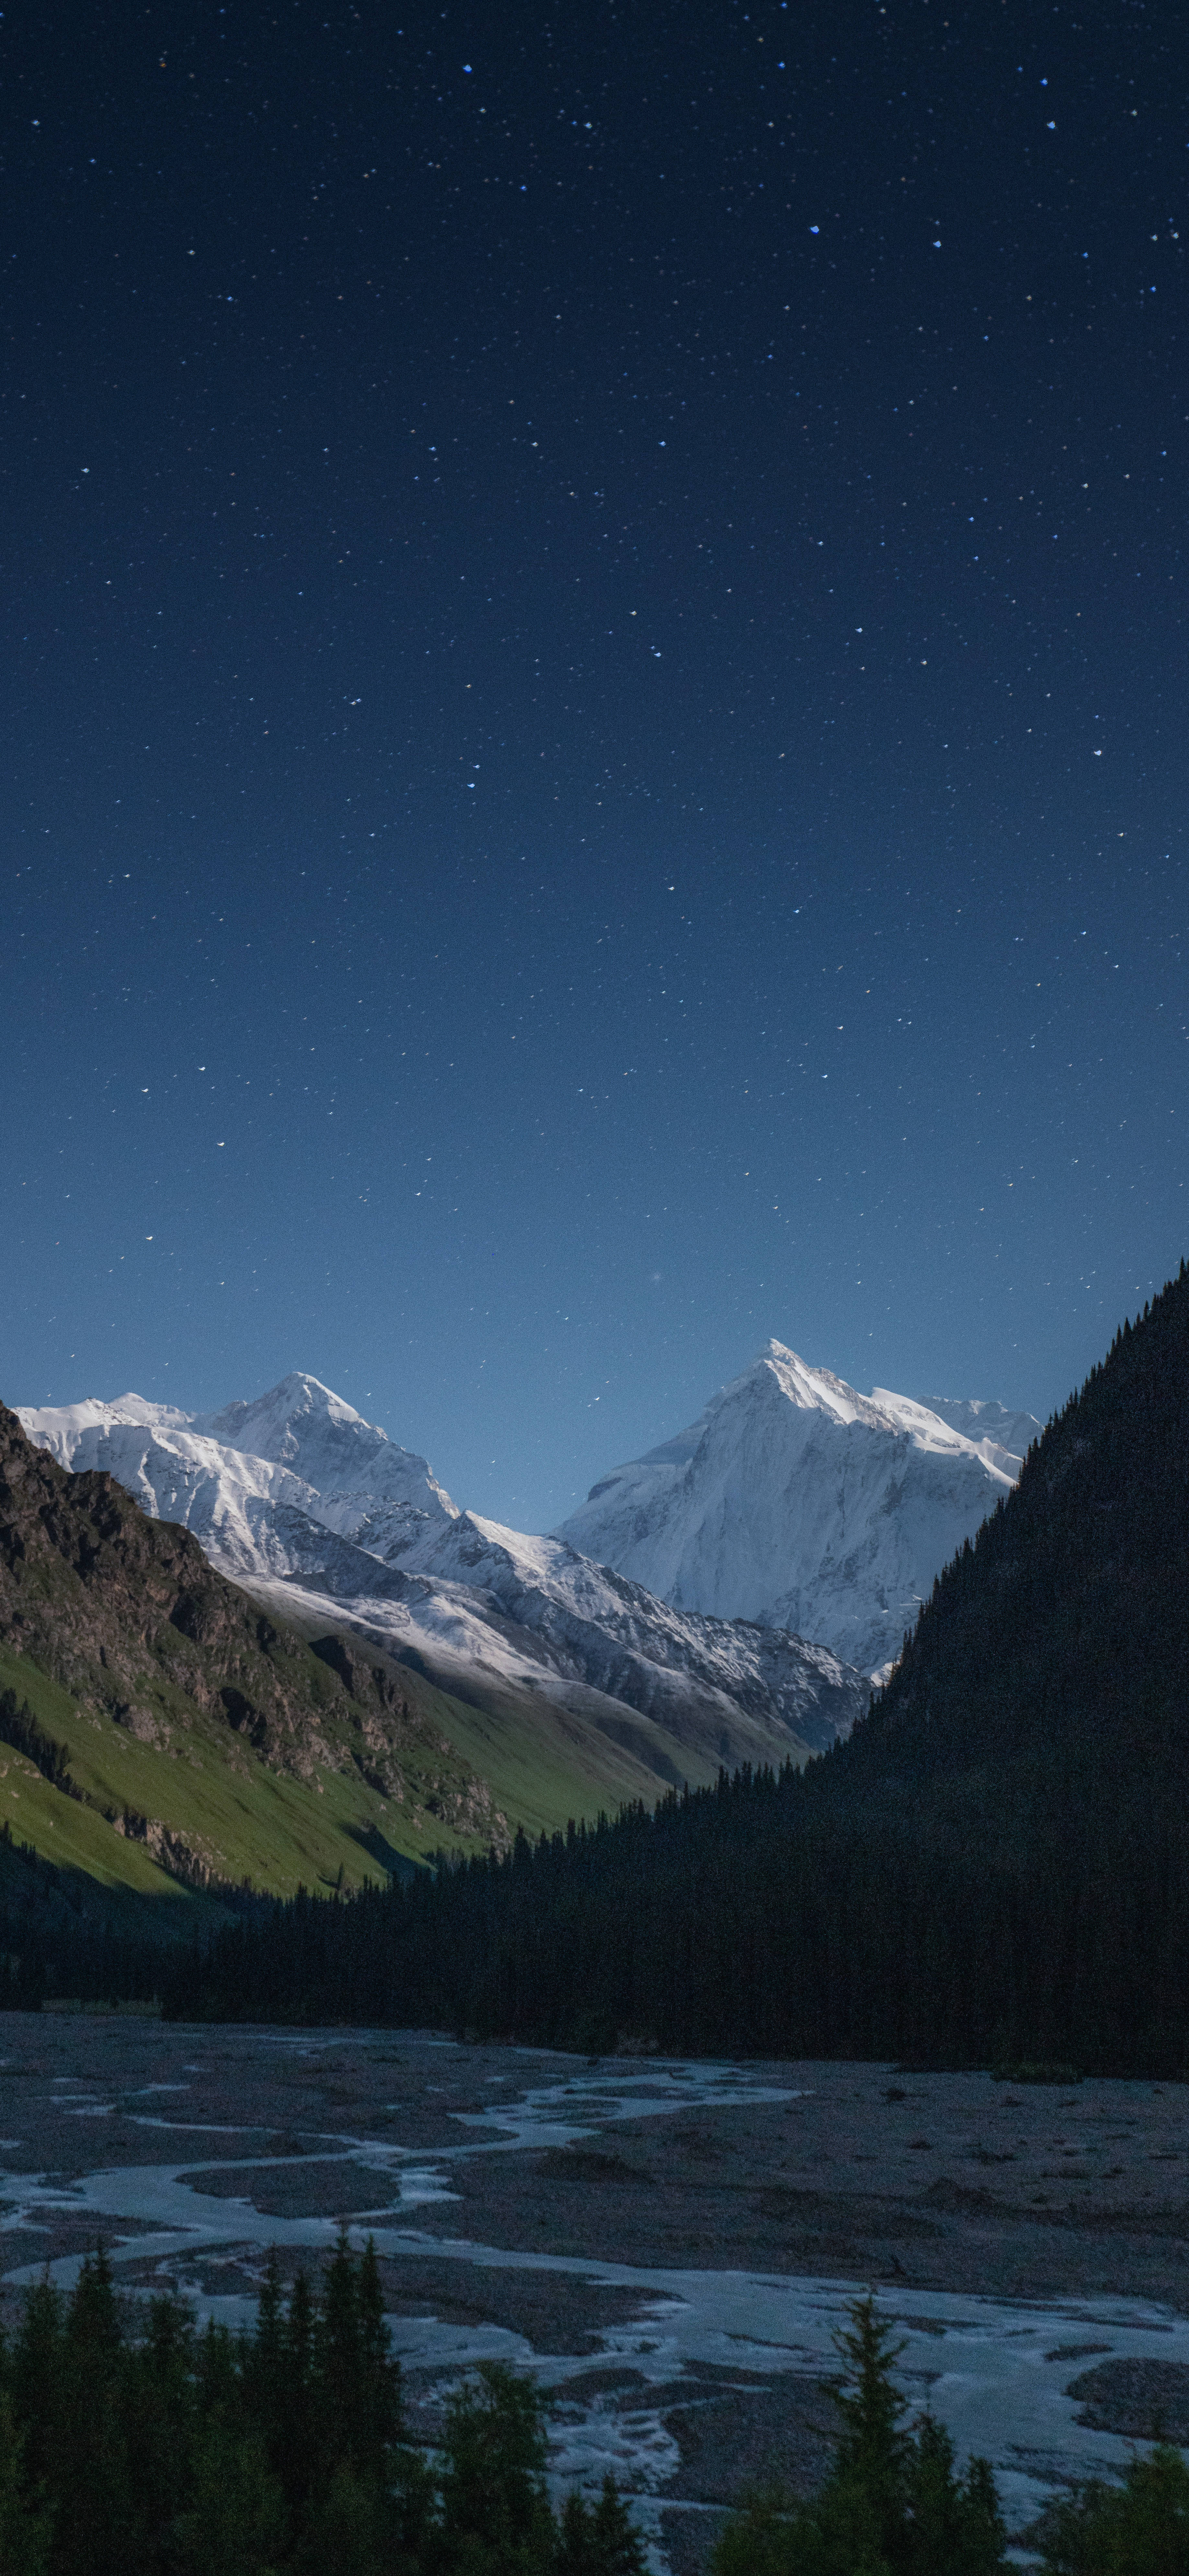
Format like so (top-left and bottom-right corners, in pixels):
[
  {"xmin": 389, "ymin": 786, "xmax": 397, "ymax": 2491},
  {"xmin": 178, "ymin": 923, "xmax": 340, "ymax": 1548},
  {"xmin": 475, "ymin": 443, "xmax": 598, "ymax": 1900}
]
[{"xmin": 855, "ymin": 1258, "xmax": 1189, "ymax": 1787}]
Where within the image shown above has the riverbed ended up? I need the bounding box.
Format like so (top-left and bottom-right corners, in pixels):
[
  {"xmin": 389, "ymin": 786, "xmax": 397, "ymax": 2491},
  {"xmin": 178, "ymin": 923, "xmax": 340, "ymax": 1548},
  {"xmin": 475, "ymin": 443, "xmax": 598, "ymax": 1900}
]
[{"xmin": 3, "ymin": 2017, "xmax": 1188, "ymax": 2570}]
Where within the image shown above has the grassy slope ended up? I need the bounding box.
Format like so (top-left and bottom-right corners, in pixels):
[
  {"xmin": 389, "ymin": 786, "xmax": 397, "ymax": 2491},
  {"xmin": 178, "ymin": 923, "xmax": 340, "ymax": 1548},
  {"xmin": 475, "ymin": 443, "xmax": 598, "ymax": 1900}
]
[
  {"xmin": 0, "ymin": 1634, "xmax": 688, "ymax": 1903},
  {"xmin": 0, "ymin": 1406, "xmax": 732, "ymax": 1909},
  {"xmin": 0, "ymin": 1748, "xmax": 188, "ymax": 1896},
  {"xmin": 429, "ymin": 1672, "xmax": 717, "ymax": 1825},
  {"xmin": 270, "ymin": 1597, "xmax": 717, "ymax": 1828},
  {"xmin": 0, "ymin": 1639, "xmax": 443, "ymax": 1895}
]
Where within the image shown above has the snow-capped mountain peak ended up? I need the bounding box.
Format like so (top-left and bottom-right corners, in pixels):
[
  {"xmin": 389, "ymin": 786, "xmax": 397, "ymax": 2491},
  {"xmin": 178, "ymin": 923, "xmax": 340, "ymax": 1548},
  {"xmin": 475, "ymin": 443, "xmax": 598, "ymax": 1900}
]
[
  {"xmin": 16, "ymin": 1372, "xmax": 458, "ymax": 1572},
  {"xmin": 197, "ymin": 1369, "xmax": 367, "ymax": 1456},
  {"xmin": 746, "ymin": 1340, "xmax": 895, "ymax": 1431},
  {"xmin": 193, "ymin": 1370, "xmax": 459, "ymax": 1529},
  {"xmin": 21, "ymin": 1391, "xmax": 194, "ymax": 1466},
  {"xmin": 17, "ymin": 1342, "xmax": 1037, "ymax": 1752},
  {"xmin": 557, "ymin": 1340, "xmax": 1027, "ymax": 1677}
]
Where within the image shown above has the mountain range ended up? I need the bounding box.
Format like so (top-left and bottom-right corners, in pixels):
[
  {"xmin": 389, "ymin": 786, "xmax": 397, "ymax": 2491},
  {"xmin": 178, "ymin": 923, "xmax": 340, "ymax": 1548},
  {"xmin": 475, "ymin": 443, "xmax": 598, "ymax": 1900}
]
[
  {"xmin": 175, "ymin": 1262, "xmax": 1189, "ymax": 2073},
  {"xmin": 17, "ymin": 1374, "xmax": 867, "ymax": 1790},
  {"xmin": 0, "ymin": 1398, "xmax": 509, "ymax": 1903},
  {"xmin": 19, "ymin": 1344, "xmax": 1037, "ymax": 1706},
  {"xmin": 7, "ymin": 1343, "xmax": 1036, "ymax": 1898}
]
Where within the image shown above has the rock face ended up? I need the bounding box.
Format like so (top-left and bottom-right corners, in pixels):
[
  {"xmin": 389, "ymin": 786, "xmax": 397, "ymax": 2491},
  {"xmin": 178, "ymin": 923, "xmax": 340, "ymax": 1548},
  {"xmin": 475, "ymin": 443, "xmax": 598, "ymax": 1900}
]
[
  {"xmin": 17, "ymin": 1376, "xmax": 869, "ymax": 1772},
  {"xmin": 0, "ymin": 1400, "xmax": 427, "ymax": 1789},
  {"xmin": 338, "ymin": 1511, "xmax": 867, "ymax": 1767},
  {"xmin": 556, "ymin": 1341, "xmax": 1032, "ymax": 1678}
]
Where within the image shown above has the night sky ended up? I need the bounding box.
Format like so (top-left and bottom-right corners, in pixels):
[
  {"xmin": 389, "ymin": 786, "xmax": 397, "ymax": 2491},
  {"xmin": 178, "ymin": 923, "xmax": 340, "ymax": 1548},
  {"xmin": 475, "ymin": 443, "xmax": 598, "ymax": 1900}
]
[{"xmin": 3, "ymin": 0, "xmax": 1186, "ymax": 1529}]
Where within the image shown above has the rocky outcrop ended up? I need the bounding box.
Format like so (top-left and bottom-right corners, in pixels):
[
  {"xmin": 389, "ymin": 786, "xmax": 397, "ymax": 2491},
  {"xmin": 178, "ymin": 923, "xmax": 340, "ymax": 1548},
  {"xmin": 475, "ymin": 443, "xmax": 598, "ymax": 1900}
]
[
  {"xmin": 0, "ymin": 1400, "xmax": 340, "ymax": 1764},
  {"xmin": 0, "ymin": 1403, "xmax": 478, "ymax": 1824}
]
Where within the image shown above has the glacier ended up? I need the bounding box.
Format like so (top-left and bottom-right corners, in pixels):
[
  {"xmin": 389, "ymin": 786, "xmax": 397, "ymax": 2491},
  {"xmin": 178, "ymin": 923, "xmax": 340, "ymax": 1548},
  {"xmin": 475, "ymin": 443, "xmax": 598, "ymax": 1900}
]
[
  {"xmin": 900, "ymin": 1393, "xmax": 1042, "ymax": 1478},
  {"xmin": 556, "ymin": 1340, "xmax": 1042, "ymax": 1680}
]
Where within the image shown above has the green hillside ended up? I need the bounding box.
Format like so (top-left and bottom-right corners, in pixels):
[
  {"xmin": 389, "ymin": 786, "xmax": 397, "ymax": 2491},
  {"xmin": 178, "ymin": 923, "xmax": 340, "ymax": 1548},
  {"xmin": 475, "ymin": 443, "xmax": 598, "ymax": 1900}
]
[
  {"xmin": 0, "ymin": 1402, "xmax": 724, "ymax": 1913},
  {"xmin": 0, "ymin": 1403, "xmax": 638, "ymax": 1901},
  {"xmin": 0, "ymin": 1630, "xmax": 683, "ymax": 1904},
  {"xmin": 272, "ymin": 1600, "xmax": 724, "ymax": 1834},
  {"xmin": 0, "ymin": 1637, "xmax": 417, "ymax": 1895},
  {"xmin": 415, "ymin": 1664, "xmax": 716, "ymax": 1830}
]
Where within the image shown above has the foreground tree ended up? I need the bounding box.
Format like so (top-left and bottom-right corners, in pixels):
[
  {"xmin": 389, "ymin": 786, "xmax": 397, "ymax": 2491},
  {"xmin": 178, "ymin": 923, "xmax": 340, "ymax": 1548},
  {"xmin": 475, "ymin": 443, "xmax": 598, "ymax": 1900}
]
[
  {"xmin": 556, "ymin": 2475, "xmax": 649, "ymax": 2574},
  {"xmin": 434, "ymin": 2361, "xmax": 558, "ymax": 2572},
  {"xmin": 712, "ymin": 2296, "xmax": 1007, "ymax": 2576},
  {"xmin": 0, "ymin": 2242, "xmax": 644, "ymax": 2573},
  {"xmin": 1037, "ymin": 2443, "xmax": 1189, "ymax": 2573}
]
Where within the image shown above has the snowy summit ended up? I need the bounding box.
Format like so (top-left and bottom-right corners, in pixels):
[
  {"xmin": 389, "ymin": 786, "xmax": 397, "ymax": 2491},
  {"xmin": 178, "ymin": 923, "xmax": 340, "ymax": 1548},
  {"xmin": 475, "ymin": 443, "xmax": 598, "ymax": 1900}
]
[{"xmin": 556, "ymin": 1340, "xmax": 1041, "ymax": 1679}]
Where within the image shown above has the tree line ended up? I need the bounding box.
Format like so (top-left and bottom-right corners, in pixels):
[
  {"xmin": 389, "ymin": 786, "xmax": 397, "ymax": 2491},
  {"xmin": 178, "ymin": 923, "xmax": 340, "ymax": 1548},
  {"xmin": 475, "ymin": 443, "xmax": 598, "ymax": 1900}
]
[
  {"xmin": 0, "ymin": 2235, "xmax": 645, "ymax": 2576},
  {"xmin": 152, "ymin": 1737, "xmax": 1189, "ymax": 2073},
  {"xmin": 2, "ymin": 2256, "xmax": 1182, "ymax": 2574}
]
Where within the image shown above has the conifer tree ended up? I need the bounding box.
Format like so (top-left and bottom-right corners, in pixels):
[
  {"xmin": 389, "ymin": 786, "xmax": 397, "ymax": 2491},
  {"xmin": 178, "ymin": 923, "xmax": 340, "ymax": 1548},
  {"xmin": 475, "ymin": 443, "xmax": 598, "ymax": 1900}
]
[
  {"xmin": 121, "ymin": 2289, "xmax": 200, "ymax": 2566},
  {"xmin": 315, "ymin": 2232, "xmax": 365, "ymax": 2484},
  {"xmin": 712, "ymin": 2297, "xmax": 1007, "ymax": 2576},
  {"xmin": 557, "ymin": 2475, "xmax": 649, "ymax": 2573},
  {"xmin": 1038, "ymin": 2441, "xmax": 1189, "ymax": 2573},
  {"xmin": 356, "ymin": 2237, "xmax": 402, "ymax": 2469},
  {"xmin": 272, "ymin": 2266, "xmax": 317, "ymax": 2534},
  {"xmin": 52, "ymin": 2249, "xmax": 130, "ymax": 2576},
  {"xmin": 0, "ymin": 2233, "xmax": 650, "ymax": 2576},
  {"xmin": 172, "ymin": 2328, "xmax": 283, "ymax": 2576},
  {"xmin": 293, "ymin": 2461, "xmax": 385, "ymax": 2576},
  {"xmin": 9, "ymin": 2280, "xmax": 64, "ymax": 2503},
  {"xmin": 0, "ymin": 2386, "xmax": 49, "ymax": 2576},
  {"xmin": 437, "ymin": 2363, "xmax": 557, "ymax": 2572},
  {"xmin": 906, "ymin": 2415, "xmax": 1008, "ymax": 2576},
  {"xmin": 826, "ymin": 2298, "xmax": 911, "ymax": 2511}
]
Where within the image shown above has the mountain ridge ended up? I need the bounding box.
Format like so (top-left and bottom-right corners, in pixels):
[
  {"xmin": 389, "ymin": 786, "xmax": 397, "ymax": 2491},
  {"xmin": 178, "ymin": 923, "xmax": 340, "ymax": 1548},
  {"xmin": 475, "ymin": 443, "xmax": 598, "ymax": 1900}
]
[
  {"xmin": 0, "ymin": 1398, "xmax": 517, "ymax": 1891},
  {"xmin": 557, "ymin": 1339, "xmax": 1039, "ymax": 1675},
  {"xmin": 18, "ymin": 1374, "xmax": 868, "ymax": 1768}
]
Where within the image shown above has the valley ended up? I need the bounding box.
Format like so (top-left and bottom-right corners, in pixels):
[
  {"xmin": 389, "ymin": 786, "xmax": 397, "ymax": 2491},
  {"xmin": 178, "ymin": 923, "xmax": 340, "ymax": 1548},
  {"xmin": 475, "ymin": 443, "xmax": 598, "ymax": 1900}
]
[
  {"xmin": 3, "ymin": 1391, "xmax": 836, "ymax": 1913},
  {"xmin": 4, "ymin": 1343, "xmax": 1035, "ymax": 1907},
  {"xmin": 2, "ymin": 1281, "xmax": 1188, "ymax": 2565}
]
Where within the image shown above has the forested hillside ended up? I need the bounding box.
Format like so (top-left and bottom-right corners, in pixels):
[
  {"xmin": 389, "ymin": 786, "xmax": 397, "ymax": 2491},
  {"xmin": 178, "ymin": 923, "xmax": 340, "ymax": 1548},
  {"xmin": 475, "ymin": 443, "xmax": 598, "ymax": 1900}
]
[
  {"xmin": 159, "ymin": 1265, "xmax": 1189, "ymax": 2071},
  {"xmin": 851, "ymin": 1259, "xmax": 1189, "ymax": 1791}
]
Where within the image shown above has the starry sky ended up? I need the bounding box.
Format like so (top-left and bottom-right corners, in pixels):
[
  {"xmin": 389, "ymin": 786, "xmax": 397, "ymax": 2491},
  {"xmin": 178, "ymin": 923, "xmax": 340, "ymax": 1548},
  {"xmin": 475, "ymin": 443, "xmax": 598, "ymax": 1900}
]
[{"xmin": 3, "ymin": 0, "xmax": 1186, "ymax": 1528}]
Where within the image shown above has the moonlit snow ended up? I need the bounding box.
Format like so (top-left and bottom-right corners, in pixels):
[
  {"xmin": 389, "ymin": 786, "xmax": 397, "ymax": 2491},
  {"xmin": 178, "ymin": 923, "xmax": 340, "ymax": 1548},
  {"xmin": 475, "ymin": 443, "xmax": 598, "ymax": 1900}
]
[
  {"xmin": 18, "ymin": 1346, "xmax": 1037, "ymax": 1720},
  {"xmin": 21, "ymin": 1350, "xmax": 1037, "ymax": 1690},
  {"xmin": 16, "ymin": 1374, "xmax": 867, "ymax": 1770},
  {"xmin": 557, "ymin": 1341, "xmax": 1041, "ymax": 1678}
]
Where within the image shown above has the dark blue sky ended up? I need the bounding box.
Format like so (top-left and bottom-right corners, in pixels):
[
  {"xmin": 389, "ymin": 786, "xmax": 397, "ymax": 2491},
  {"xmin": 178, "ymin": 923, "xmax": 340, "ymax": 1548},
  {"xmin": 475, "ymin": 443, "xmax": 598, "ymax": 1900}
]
[{"xmin": 3, "ymin": 0, "xmax": 1186, "ymax": 1527}]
